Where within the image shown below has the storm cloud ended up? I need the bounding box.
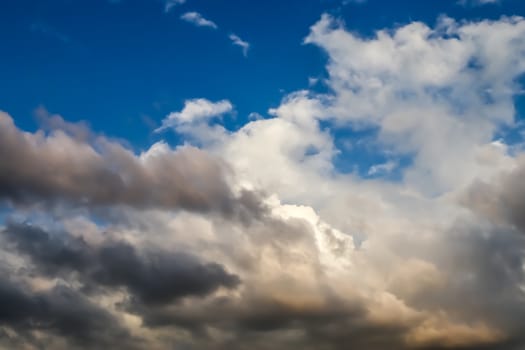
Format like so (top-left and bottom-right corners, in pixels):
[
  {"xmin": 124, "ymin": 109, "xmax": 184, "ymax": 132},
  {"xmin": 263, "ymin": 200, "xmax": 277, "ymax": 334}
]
[
  {"xmin": 0, "ymin": 277, "xmax": 132, "ymax": 349},
  {"xmin": 2, "ymin": 222, "xmax": 240, "ymax": 305}
]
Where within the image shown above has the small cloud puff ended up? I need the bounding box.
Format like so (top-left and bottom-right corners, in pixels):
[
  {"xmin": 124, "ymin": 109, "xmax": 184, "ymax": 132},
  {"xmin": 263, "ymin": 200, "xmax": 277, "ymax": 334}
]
[
  {"xmin": 157, "ymin": 98, "xmax": 233, "ymax": 131},
  {"xmin": 180, "ymin": 12, "xmax": 218, "ymax": 29}
]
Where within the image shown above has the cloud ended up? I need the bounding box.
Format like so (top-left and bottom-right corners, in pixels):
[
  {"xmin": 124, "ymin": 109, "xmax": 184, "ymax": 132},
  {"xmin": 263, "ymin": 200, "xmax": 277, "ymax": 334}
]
[
  {"xmin": 3, "ymin": 11, "xmax": 525, "ymax": 350},
  {"xmin": 343, "ymin": 0, "xmax": 367, "ymax": 4},
  {"xmin": 0, "ymin": 111, "xmax": 253, "ymax": 217},
  {"xmin": 2, "ymin": 222, "xmax": 241, "ymax": 306},
  {"xmin": 229, "ymin": 33, "xmax": 250, "ymax": 57},
  {"xmin": 303, "ymin": 14, "xmax": 525, "ymax": 194},
  {"xmin": 152, "ymin": 13, "xmax": 525, "ymax": 349},
  {"xmin": 461, "ymin": 155, "xmax": 525, "ymax": 234},
  {"xmin": 157, "ymin": 98, "xmax": 233, "ymax": 130},
  {"xmin": 164, "ymin": 0, "xmax": 185, "ymax": 13},
  {"xmin": 180, "ymin": 11, "xmax": 218, "ymax": 29},
  {"xmin": 367, "ymin": 160, "xmax": 398, "ymax": 176},
  {"xmin": 458, "ymin": 0, "xmax": 501, "ymax": 6},
  {"xmin": 0, "ymin": 277, "xmax": 132, "ymax": 348}
]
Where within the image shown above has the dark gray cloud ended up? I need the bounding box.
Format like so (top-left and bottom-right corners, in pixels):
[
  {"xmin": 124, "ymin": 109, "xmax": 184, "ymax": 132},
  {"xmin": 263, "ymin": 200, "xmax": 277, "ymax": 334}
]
[
  {"xmin": 0, "ymin": 112, "xmax": 260, "ymax": 218},
  {"xmin": 96, "ymin": 241, "xmax": 240, "ymax": 305},
  {"xmin": 0, "ymin": 277, "xmax": 132, "ymax": 349},
  {"xmin": 134, "ymin": 294, "xmax": 412, "ymax": 350},
  {"xmin": 2, "ymin": 223, "xmax": 240, "ymax": 305}
]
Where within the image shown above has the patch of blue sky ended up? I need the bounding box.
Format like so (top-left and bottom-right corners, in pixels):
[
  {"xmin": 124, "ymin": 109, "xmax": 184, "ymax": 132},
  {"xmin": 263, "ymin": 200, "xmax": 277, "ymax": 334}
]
[{"xmin": 318, "ymin": 119, "xmax": 411, "ymax": 180}]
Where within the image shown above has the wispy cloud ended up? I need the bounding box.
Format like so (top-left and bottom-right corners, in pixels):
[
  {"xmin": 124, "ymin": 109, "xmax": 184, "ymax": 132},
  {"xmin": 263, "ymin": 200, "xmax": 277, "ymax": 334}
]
[
  {"xmin": 164, "ymin": 0, "xmax": 186, "ymax": 13},
  {"xmin": 457, "ymin": 0, "xmax": 500, "ymax": 6},
  {"xmin": 367, "ymin": 160, "xmax": 398, "ymax": 176},
  {"xmin": 229, "ymin": 33, "xmax": 250, "ymax": 57},
  {"xmin": 343, "ymin": 0, "xmax": 367, "ymax": 4},
  {"xmin": 180, "ymin": 12, "xmax": 218, "ymax": 29}
]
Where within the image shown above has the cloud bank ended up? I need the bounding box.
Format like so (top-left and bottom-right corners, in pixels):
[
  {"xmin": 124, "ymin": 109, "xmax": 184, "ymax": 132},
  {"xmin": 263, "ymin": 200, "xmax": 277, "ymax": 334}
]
[{"xmin": 1, "ymin": 13, "xmax": 525, "ymax": 350}]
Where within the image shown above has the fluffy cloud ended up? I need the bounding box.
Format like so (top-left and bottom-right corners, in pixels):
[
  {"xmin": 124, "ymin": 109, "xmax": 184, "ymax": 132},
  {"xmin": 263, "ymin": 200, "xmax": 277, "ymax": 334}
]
[
  {"xmin": 157, "ymin": 98, "xmax": 232, "ymax": 130},
  {"xmin": 304, "ymin": 14, "xmax": 525, "ymax": 194},
  {"xmin": 2, "ymin": 11, "xmax": 525, "ymax": 350},
  {"xmin": 180, "ymin": 12, "xmax": 218, "ymax": 29}
]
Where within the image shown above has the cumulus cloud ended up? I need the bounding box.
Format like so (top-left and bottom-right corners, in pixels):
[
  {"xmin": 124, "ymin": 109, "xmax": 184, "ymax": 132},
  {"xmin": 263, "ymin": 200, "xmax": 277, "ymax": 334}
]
[
  {"xmin": 2, "ymin": 10, "xmax": 525, "ymax": 350},
  {"xmin": 229, "ymin": 33, "xmax": 250, "ymax": 57},
  {"xmin": 157, "ymin": 98, "xmax": 233, "ymax": 130},
  {"xmin": 303, "ymin": 14, "xmax": 525, "ymax": 194},
  {"xmin": 0, "ymin": 111, "xmax": 262, "ymax": 219},
  {"xmin": 180, "ymin": 11, "xmax": 218, "ymax": 29}
]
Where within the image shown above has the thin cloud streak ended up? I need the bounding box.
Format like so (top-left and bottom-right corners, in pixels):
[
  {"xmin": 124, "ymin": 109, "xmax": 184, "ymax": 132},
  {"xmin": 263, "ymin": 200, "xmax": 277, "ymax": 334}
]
[
  {"xmin": 164, "ymin": 0, "xmax": 185, "ymax": 13},
  {"xmin": 180, "ymin": 11, "xmax": 218, "ymax": 29},
  {"xmin": 229, "ymin": 33, "xmax": 250, "ymax": 57}
]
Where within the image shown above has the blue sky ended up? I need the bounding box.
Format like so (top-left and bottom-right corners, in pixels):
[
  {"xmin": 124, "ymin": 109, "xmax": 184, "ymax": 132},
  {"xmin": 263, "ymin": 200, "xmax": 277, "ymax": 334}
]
[
  {"xmin": 1, "ymin": 0, "xmax": 524, "ymax": 152},
  {"xmin": 3, "ymin": 1, "xmax": 525, "ymax": 349}
]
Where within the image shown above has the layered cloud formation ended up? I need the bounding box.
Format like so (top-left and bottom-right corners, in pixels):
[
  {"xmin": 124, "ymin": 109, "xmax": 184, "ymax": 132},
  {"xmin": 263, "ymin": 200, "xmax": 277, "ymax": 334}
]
[{"xmin": 1, "ymin": 13, "xmax": 525, "ymax": 350}]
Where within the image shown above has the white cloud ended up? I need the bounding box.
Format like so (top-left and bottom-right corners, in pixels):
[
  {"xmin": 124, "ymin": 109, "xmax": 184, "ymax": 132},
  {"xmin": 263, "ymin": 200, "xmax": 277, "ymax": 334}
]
[
  {"xmin": 308, "ymin": 76, "xmax": 320, "ymax": 86},
  {"xmin": 248, "ymin": 112, "xmax": 264, "ymax": 120},
  {"xmin": 157, "ymin": 98, "xmax": 233, "ymax": 132},
  {"xmin": 229, "ymin": 33, "xmax": 250, "ymax": 57},
  {"xmin": 164, "ymin": 0, "xmax": 185, "ymax": 13},
  {"xmin": 304, "ymin": 14, "xmax": 525, "ymax": 194},
  {"xmin": 180, "ymin": 11, "xmax": 218, "ymax": 29},
  {"xmin": 368, "ymin": 160, "xmax": 398, "ymax": 176}
]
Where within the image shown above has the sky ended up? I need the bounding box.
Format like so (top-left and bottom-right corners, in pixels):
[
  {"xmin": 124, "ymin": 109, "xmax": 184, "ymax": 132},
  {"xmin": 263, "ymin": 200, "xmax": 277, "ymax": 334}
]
[{"xmin": 1, "ymin": 0, "xmax": 525, "ymax": 349}]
